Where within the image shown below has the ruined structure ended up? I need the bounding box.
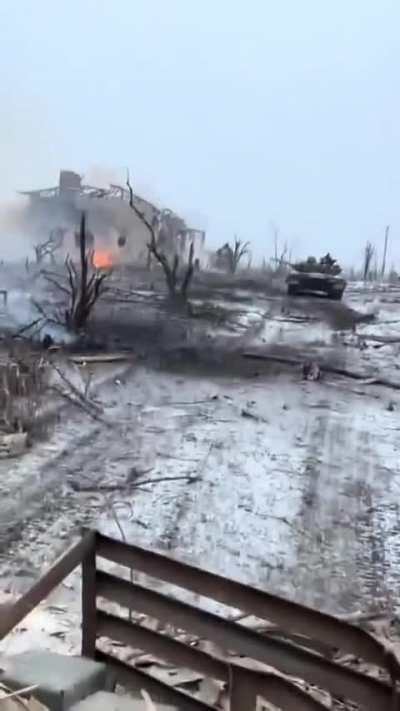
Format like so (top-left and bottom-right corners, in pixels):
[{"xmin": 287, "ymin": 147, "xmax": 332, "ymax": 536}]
[{"xmin": 20, "ymin": 170, "xmax": 206, "ymax": 267}]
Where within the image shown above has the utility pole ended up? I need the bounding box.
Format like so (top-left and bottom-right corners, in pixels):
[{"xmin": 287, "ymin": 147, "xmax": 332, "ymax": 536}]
[
  {"xmin": 381, "ymin": 225, "xmax": 390, "ymax": 279},
  {"xmin": 274, "ymin": 226, "xmax": 278, "ymax": 264}
]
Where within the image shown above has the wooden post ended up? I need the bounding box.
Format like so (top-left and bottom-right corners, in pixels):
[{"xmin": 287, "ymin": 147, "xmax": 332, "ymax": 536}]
[
  {"xmin": 229, "ymin": 668, "xmax": 257, "ymax": 711},
  {"xmin": 81, "ymin": 529, "xmax": 97, "ymax": 658}
]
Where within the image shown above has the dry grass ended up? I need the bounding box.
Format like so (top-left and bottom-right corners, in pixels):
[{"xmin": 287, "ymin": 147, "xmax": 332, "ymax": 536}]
[{"xmin": 0, "ymin": 342, "xmax": 48, "ymax": 435}]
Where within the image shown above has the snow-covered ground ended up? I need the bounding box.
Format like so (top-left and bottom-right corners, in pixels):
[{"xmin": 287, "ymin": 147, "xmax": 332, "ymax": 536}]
[{"xmin": 2, "ymin": 282, "xmax": 400, "ymax": 655}]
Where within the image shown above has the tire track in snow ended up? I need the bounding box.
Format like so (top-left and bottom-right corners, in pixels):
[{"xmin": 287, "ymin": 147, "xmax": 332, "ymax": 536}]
[{"xmin": 293, "ymin": 391, "xmax": 396, "ymax": 613}]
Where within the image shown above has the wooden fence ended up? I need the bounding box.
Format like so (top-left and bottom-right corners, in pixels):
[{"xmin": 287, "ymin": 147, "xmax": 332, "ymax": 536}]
[{"xmin": 0, "ymin": 529, "xmax": 398, "ymax": 710}]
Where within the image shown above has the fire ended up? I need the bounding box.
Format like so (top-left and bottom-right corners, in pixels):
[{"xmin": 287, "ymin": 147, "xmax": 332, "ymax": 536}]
[{"xmin": 92, "ymin": 250, "xmax": 114, "ymax": 269}]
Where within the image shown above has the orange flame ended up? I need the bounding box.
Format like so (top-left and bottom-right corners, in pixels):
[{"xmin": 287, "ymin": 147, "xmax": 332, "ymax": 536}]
[{"xmin": 92, "ymin": 250, "xmax": 114, "ymax": 269}]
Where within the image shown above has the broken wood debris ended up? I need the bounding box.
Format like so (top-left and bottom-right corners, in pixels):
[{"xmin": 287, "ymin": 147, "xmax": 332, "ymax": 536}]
[
  {"xmin": 164, "ymin": 397, "xmax": 220, "ymax": 406},
  {"xmin": 69, "ymin": 352, "xmax": 131, "ymax": 365},
  {"xmin": 131, "ymin": 519, "xmax": 149, "ymax": 529},
  {"xmin": 50, "ymin": 385, "xmax": 105, "ymax": 423},
  {"xmin": 70, "ymin": 474, "xmax": 201, "ymax": 493},
  {"xmin": 132, "ymin": 475, "xmax": 200, "ymax": 487},
  {"xmin": 0, "ymin": 684, "xmax": 48, "ymax": 711},
  {"xmin": 240, "ymin": 408, "xmax": 268, "ymax": 423},
  {"xmin": 13, "ymin": 317, "xmax": 44, "ymax": 339},
  {"xmin": 156, "ymin": 453, "xmax": 201, "ymax": 463},
  {"xmin": 276, "ymin": 315, "xmax": 318, "ymax": 324},
  {"xmin": 49, "ymin": 363, "xmax": 108, "ymax": 423},
  {"xmin": 243, "ymin": 351, "xmax": 400, "ymax": 390},
  {"xmin": 51, "ymin": 364, "xmax": 101, "ymax": 411}
]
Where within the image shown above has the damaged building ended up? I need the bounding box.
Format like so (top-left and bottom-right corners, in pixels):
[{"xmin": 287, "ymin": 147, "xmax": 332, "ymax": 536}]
[{"xmin": 19, "ymin": 170, "xmax": 206, "ymax": 267}]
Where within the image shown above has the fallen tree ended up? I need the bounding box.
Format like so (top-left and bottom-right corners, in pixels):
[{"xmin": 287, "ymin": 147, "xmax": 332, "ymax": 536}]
[{"xmin": 243, "ymin": 351, "xmax": 400, "ymax": 390}]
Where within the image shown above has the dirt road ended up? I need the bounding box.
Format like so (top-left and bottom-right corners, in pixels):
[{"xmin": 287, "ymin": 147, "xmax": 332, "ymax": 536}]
[{"xmin": 1, "ymin": 355, "xmax": 399, "ymax": 622}]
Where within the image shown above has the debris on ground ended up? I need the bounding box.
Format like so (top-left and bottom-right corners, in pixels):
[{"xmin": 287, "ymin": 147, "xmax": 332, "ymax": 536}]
[
  {"xmin": 0, "ymin": 684, "xmax": 48, "ymax": 711},
  {"xmin": 240, "ymin": 408, "xmax": 268, "ymax": 423},
  {"xmin": 302, "ymin": 361, "xmax": 321, "ymax": 381},
  {"xmin": 69, "ymin": 353, "xmax": 131, "ymax": 365},
  {"xmin": 0, "ymin": 432, "xmax": 28, "ymax": 458}
]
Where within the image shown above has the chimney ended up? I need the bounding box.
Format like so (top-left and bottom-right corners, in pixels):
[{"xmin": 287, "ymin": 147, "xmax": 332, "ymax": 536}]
[{"xmin": 59, "ymin": 170, "xmax": 81, "ymax": 195}]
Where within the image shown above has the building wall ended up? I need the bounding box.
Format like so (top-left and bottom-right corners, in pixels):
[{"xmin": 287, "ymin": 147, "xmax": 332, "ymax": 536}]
[{"xmin": 23, "ymin": 175, "xmax": 206, "ymax": 267}]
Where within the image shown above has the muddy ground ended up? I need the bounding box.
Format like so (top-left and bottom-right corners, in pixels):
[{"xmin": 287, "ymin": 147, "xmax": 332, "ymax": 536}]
[{"xmin": 1, "ymin": 267, "xmax": 400, "ymax": 654}]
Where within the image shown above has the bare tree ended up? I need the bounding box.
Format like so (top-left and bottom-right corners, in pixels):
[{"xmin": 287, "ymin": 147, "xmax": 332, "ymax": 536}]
[
  {"xmin": 215, "ymin": 237, "xmax": 250, "ymax": 274},
  {"xmin": 34, "ymin": 227, "xmax": 67, "ymax": 265},
  {"xmin": 279, "ymin": 242, "xmax": 289, "ymax": 265},
  {"xmin": 363, "ymin": 241, "xmax": 375, "ymax": 281},
  {"xmin": 126, "ymin": 173, "xmax": 194, "ymax": 301},
  {"xmin": 271, "ymin": 241, "xmax": 289, "ymax": 272},
  {"xmin": 65, "ymin": 213, "xmax": 110, "ymax": 330},
  {"xmin": 42, "ymin": 213, "xmax": 109, "ymax": 331},
  {"xmin": 34, "ymin": 241, "xmax": 50, "ymax": 265},
  {"xmin": 230, "ymin": 237, "xmax": 250, "ymax": 274}
]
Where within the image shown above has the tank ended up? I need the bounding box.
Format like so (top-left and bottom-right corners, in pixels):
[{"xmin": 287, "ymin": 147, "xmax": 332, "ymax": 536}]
[{"xmin": 286, "ymin": 271, "xmax": 347, "ymax": 300}]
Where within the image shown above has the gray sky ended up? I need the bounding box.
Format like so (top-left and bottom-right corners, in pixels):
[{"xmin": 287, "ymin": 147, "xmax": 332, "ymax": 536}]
[{"xmin": 1, "ymin": 0, "xmax": 399, "ymax": 267}]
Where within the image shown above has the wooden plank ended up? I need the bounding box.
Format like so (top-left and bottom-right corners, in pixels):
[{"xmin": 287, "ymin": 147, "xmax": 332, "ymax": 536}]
[
  {"xmin": 97, "ymin": 609, "xmax": 227, "ymax": 680},
  {"xmin": 96, "ymin": 532, "xmax": 398, "ymax": 675},
  {"xmin": 97, "ymin": 611, "xmax": 327, "ymax": 710},
  {"xmin": 0, "ymin": 531, "xmax": 96, "ymax": 640},
  {"xmin": 96, "ymin": 570, "xmax": 393, "ymax": 711},
  {"xmin": 82, "ymin": 532, "xmax": 97, "ymax": 658},
  {"xmin": 233, "ymin": 666, "xmax": 329, "ymax": 711},
  {"xmin": 95, "ymin": 650, "xmax": 214, "ymax": 711}
]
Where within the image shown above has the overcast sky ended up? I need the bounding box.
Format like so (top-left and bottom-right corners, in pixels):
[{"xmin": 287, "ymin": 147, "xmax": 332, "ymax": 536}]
[{"xmin": 1, "ymin": 0, "xmax": 399, "ymax": 267}]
